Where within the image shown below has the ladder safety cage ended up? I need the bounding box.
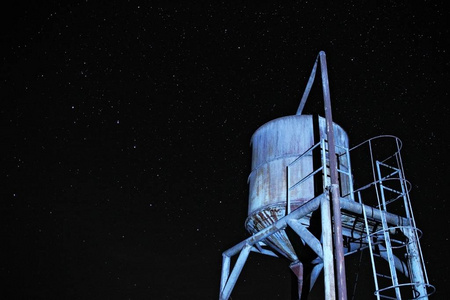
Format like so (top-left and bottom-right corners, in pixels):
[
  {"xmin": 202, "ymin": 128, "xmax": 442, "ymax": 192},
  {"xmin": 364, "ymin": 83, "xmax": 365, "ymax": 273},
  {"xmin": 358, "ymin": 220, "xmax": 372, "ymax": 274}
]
[{"xmin": 349, "ymin": 135, "xmax": 435, "ymax": 299}]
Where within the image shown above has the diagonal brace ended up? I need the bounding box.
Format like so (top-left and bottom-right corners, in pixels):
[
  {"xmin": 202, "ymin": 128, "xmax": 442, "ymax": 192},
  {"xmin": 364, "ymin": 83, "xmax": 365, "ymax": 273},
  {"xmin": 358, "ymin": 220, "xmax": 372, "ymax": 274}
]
[
  {"xmin": 287, "ymin": 219, "xmax": 324, "ymax": 259},
  {"xmin": 219, "ymin": 244, "xmax": 252, "ymax": 300}
]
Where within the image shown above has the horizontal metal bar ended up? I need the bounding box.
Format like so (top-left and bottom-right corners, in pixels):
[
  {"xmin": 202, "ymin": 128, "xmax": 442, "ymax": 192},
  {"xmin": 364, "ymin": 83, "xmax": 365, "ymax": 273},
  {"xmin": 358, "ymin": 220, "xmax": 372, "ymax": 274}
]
[
  {"xmin": 377, "ymin": 160, "xmax": 399, "ymax": 171},
  {"xmin": 337, "ymin": 169, "xmax": 351, "ymax": 176},
  {"xmin": 344, "ymin": 245, "xmax": 370, "ymax": 257},
  {"xmin": 378, "ymin": 170, "xmax": 400, "ymax": 181},
  {"xmin": 380, "ymin": 185, "xmax": 402, "ymax": 195},
  {"xmin": 376, "ymin": 273, "xmax": 392, "ymax": 279},
  {"xmin": 339, "ymin": 197, "xmax": 409, "ymax": 227},
  {"xmin": 224, "ymin": 197, "xmax": 409, "ymax": 257}
]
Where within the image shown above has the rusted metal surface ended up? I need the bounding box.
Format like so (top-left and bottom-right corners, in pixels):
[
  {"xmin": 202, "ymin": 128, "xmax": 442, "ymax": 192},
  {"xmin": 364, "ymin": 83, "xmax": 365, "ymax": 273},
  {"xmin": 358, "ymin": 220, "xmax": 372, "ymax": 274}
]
[
  {"xmin": 246, "ymin": 204, "xmax": 298, "ymax": 260},
  {"xmin": 224, "ymin": 194, "xmax": 323, "ymax": 257},
  {"xmin": 246, "ymin": 114, "xmax": 349, "ymax": 263},
  {"xmin": 248, "ymin": 115, "xmax": 315, "ymax": 216}
]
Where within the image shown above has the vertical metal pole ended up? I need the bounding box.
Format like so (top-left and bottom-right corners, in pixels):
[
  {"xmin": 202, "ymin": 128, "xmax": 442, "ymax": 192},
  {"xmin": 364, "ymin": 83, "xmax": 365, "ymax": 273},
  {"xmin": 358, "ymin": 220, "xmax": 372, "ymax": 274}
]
[
  {"xmin": 358, "ymin": 192, "xmax": 381, "ymax": 300},
  {"xmin": 286, "ymin": 166, "xmax": 291, "ymax": 215},
  {"xmin": 395, "ymin": 139, "xmax": 429, "ymax": 297},
  {"xmin": 321, "ymin": 193, "xmax": 336, "ymax": 300},
  {"xmin": 404, "ymin": 228, "xmax": 428, "ymax": 298},
  {"xmin": 319, "ymin": 51, "xmax": 348, "ymax": 300},
  {"xmin": 376, "ymin": 162, "xmax": 402, "ymax": 299},
  {"xmin": 321, "ymin": 139, "xmax": 336, "ymax": 300},
  {"xmin": 220, "ymin": 254, "xmax": 231, "ymax": 295}
]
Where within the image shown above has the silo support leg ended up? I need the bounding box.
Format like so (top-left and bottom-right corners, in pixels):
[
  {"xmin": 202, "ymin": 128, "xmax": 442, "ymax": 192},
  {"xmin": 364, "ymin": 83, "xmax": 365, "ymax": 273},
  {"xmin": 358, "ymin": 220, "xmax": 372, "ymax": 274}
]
[
  {"xmin": 290, "ymin": 261, "xmax": 304, "ymax": 300},
  {"xmin": 220, "ymin": 254, "xmax": 231, "ymax": 294},
  {"xmin": 310, "ymin": 263, "xmax": 324, "ymax": 291},
  {"xmin": 219, "ymin": 244, "xmax": 252, "ymax": 300},
  {"xmin": 321, "ymin": 194, "xmax": 336, "ymax": 300}
]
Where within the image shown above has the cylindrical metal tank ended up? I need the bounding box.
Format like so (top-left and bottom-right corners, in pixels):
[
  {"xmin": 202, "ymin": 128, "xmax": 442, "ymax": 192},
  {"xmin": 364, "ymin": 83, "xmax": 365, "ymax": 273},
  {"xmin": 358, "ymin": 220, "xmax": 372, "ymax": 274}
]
[{"xmin": 245, "ymin": 115, "xmax": 351, "ymax": 261}]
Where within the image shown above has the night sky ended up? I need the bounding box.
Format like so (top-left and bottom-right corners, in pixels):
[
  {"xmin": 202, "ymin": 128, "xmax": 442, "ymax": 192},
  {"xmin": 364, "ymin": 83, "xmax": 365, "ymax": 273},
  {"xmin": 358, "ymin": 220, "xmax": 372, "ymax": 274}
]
[{"xmin": 2, "ymin": 2, "xmax": 449, "ymax": 299}]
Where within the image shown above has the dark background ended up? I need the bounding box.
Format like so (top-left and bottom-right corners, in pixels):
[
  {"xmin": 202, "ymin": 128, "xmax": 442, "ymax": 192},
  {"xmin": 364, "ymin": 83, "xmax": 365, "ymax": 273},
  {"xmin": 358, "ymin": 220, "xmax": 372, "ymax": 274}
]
[{"xmin": 1, "ymin": 2, "xmax": 448, "ymax": 299}]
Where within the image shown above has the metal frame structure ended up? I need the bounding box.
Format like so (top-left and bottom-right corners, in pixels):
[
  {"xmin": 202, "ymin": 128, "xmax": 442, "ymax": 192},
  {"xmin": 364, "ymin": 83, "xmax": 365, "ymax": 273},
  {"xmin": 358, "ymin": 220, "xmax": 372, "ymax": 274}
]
[{"xmin": 219, "ymin": 52, "xmax": 434, "ymax": 299}]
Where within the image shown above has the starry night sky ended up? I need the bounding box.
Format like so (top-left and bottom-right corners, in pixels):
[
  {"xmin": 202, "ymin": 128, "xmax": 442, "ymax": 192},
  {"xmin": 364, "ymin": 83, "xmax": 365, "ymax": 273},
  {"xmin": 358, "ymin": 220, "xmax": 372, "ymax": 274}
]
[{"xmin": 2, "ymin": 2, "xmax": 449, "ymax": 299}]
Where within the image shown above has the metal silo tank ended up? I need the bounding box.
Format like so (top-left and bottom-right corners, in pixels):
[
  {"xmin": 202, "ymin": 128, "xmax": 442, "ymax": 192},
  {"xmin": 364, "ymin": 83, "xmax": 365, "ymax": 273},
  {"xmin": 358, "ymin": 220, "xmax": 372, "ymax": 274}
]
[{"xmin": 245, "ymin": 114, "xmax": 351, "ymax": 261}]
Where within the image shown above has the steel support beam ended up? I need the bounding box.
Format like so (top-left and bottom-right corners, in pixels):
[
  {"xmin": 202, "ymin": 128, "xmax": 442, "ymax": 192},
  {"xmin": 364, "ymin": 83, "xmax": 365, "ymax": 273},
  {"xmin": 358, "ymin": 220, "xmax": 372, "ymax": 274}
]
[
  {"xmin": 219, "ymin": 244, "xmax": 252, "ymax": 300},
  {"xmin": 320, "ymin": 51, "xmax": 347, "ymax": 300},
  {"xmin": 321, "ymin": 192, "xmax": 336, "ymax": 300},
  {"xmin": 339, "ymin": 197, "xmax": 408, "ymax": 227},
  {"xmin": 219, "ymin": 195, "xmax": 324, "ymax": 299},
  {"xmin": 220, "ymin": 254, "xmax": 231, "ymax": 293},
  {"xmin": 402, "ymin": 227, "xmax": 428, "ymax": 299}
]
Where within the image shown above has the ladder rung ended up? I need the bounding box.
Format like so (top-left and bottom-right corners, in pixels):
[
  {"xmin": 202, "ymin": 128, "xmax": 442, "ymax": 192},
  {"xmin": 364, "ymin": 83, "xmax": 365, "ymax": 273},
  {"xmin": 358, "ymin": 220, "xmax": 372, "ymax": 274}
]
[
  {"xmin": 337, "ymin": 169, "xmax": 351, "ymax": 176},
  {"xmin": 390, "ymin": 239, "xmax": 406, "ymax": 246},
  {"xmin": 375, "ymin": 293, "xmax": 397, "ymax": 300},
  {"xmin": 377, "ymin": 160, "xmax": 399, "ymax": 171},
  {"xmin": 380, "ymin": 185, "xmax": 402, "ymax": 195},
  {"xmin": 376, "ymin": 273, "xmax": 392, "ymax": 279}
]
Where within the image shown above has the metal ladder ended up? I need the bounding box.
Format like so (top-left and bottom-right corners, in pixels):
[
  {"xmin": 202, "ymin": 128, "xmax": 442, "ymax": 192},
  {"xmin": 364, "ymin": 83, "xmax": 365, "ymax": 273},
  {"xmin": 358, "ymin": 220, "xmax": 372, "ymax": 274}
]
[
  {"xmin": 358, "ymin": 160, "xmax": 405, "ymax": 299},
  {"xmin": 376, "ymin": 160, "xmax": 403, "ymax": 299},
  {"xmin": 286, "ymin": 139, "xmax": 354, "ymax": 215},
  {"xmin": 360, "ymin": 158, "xmax": 431, "ymax": 299}
]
